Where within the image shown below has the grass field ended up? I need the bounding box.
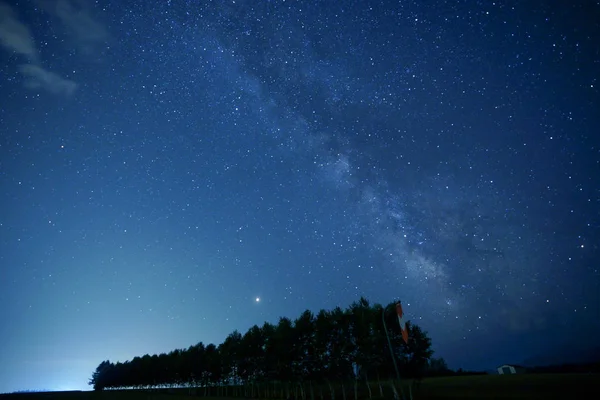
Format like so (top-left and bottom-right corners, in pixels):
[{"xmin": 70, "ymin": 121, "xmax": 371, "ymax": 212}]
[
  {"xmin": 1, "ymin": 374, "xmax": 598, "ymax": 400},
  {"xmin": 414, "ymin": 373, "xmax": 599, "ymax": 399}
]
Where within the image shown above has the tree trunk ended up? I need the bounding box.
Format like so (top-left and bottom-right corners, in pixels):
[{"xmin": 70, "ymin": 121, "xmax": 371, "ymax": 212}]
[
  {"xmin": 327, "ymin": 381, "xmax": 335, "ymax": 400},
  {"xmin": 376, "ymin": 371, "xmax": 383, "ymax": 397},
  {"xmin": 310, "ymin": 381, "xmax": 315, "ymax": 400},
  {"xmin": 354, "ymin": 380, "xmax": 358, "ymax": 400},
  {"xmin": 365, "ymin": 374, "xmax": 372, "ymax": 399},
  {"xmin": 389, "ymin": 381, "xmax": 400, "ymax": 400},
  {"xmin": 341, "ymin": 383, "xmax": 346, "ymax": 400}
]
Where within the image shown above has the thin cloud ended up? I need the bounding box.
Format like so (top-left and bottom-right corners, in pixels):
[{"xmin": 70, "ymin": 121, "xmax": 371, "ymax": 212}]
[
  {"xmin": 36, "ymin": 0, "xmax": 109, "ymax": 55},
  {"xmin": 18, "ymin": 64, "xmax": 77, "ymax": 96},
  {"xmin": 0, "ymin": 2, "xmax": 38, "ymax": 60},
  {"xmin": 0, "ymin": 2, "xmax": 80, "ymax": 96}
]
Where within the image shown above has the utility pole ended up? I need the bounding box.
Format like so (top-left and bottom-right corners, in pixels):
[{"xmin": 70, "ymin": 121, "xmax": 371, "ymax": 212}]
[
  {"xmin": 383, "ymin": 301, "xmax": 413, "ymax": 400},
  {"xmin": 382, "ymin": 303, "xmax": 401, "ymax": 381}
]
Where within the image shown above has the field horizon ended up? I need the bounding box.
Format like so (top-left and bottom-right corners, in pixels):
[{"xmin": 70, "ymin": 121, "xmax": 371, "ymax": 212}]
[{"xmin": 1, "ymin": 373, "xmax": 599, "ymax": 400}]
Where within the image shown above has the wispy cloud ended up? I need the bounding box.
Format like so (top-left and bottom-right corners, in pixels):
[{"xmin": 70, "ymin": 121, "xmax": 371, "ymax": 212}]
[
  {"xmin": 0, "ymin": 0, "xmax": 108, "ymax": 96},
  {"xmin": 0, "ymin": 2, "xmax": 38, "ymax": 60},
  {"xmin": 18, "ymin": 64, "xmax": 77, "ymax": 96},
  {"xmin": 35, "ymin": 0, "xmax": 109, "ymax": 56},
  {"xmin": 0, "ymin": 2, "xmax": 77, "ymax": 96}
]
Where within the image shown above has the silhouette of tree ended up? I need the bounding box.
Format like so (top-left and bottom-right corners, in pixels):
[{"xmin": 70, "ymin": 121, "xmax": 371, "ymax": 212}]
[
  {"xmin": 88, "ymin": 298, "xmax": 435, "ymax": 395},
  {"xmin": 89, "ymin": 360, "xmax": 112, "ymax": 391},
  {"xmin": 427, "ymin": 357, "xmax": 451, "ymax": 377},
  {"xmin": 219, "ymin": 330, "xmax": 242, "ymax": 386},
  {"xmin": 399, "ymin": 322, "xmax": 434, "ymax": 381}
]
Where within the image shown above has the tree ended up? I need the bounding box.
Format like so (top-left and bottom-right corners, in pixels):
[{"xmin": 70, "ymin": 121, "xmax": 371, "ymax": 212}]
[
  {"xmin": 89, "ymin": 360, "xmax": 113, "ymax": 391},
  {"xmin": 399, "ymin": 322, "xmax": 434, "ymax": 380},
  {"xmin": 292, "ymin": 310, "xmax": 316, "ymax": 381},
  {"xmin": 328, "ymin": 306, "xmax": 354, "ymax": 381},
  {"xmin": 261, "ymin": 322, "xmax": 278, "ymax": 382},
  {"xmin": 238, "ymin": 325, "xmax": 266, "ymax": 383},
  {"xmin": 220, "ymin": 330, "xmax": 243, "ymax": 385},
  {"xmin": 272, "ymin": 317, "xmax": 295, "ymax": 383},
  {"xmin": 88, "ymin": 298, "xmax": 436, "ymax": 395},
  {"xmin": 427, "ymin": 357, "xmax": 451, "ymax": 377},
  {"xmin": 348, "ymin": 297, "xmax": 378, "ymax": 378}
]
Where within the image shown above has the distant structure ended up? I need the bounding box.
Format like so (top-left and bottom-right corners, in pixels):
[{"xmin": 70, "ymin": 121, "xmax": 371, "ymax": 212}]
[{"xmin": 497, "ymin": 364, "xmax": 527, "ymax": 374}]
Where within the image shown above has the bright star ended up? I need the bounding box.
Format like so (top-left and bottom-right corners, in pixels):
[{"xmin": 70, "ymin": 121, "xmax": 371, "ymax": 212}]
[{"xmin": 255, "ymin": 297, "xmax": 260, "ymax": 302}]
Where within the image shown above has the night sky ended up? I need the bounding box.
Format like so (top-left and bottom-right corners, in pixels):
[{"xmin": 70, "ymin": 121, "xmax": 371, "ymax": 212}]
[{"xmin": 1, "ymin": 0, "xmax": 599, "ymax": 393}]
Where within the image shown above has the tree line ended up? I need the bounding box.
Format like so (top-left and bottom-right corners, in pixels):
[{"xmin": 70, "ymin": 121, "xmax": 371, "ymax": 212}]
[{"xmin": 90, "ymin": 297, "xmax": 448, "ymax": 397}]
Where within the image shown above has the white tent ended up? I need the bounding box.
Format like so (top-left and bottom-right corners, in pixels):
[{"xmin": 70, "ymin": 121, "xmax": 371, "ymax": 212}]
[{"xmin": 497, "ymin": 364, "xmax": 526, "ymax": 374}]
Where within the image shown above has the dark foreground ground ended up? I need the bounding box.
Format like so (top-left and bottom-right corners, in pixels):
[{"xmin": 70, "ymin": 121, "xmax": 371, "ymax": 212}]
[
  {"xmin": 2, "ymin": 374, "xmax": 599, "ymax": 400},
  {"xmin": 414, "ymin": 373, "xmax": 599, "ymax": 398}
]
